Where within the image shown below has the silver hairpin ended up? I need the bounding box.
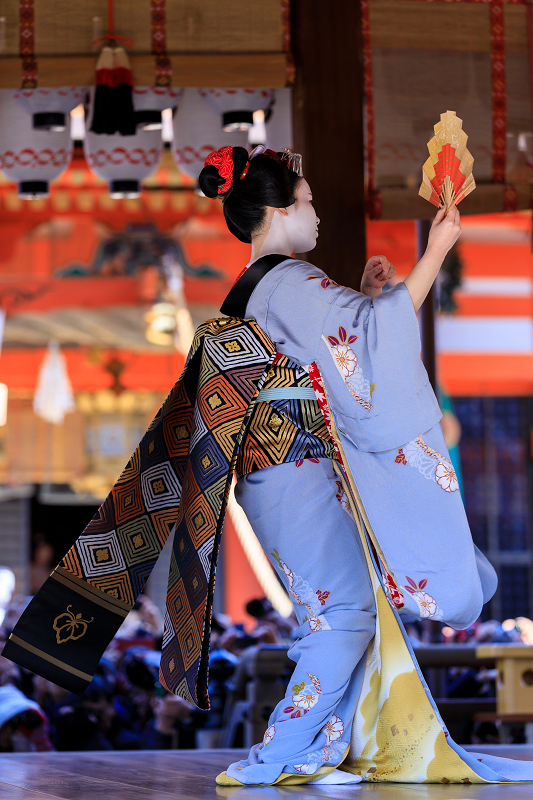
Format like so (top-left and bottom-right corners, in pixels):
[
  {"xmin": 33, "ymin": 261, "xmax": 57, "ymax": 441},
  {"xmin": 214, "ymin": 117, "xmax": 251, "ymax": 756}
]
[{"xmin": 280, "ymin": 148, "xmax": 303, "ymax": 177}]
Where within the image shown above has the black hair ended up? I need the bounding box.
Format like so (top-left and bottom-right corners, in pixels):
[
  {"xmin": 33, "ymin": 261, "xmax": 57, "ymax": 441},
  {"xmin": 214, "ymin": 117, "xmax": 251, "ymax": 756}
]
[{"xmin": 198, "ymin": 147, "xmax": 302, "ymax": 243}]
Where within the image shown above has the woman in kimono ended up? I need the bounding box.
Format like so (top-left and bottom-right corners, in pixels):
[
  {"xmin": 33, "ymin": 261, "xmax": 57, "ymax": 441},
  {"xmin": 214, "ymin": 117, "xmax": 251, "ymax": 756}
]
[{"xmin": 199, "ymin": 146, "xmax": 533, "ymax": 787}]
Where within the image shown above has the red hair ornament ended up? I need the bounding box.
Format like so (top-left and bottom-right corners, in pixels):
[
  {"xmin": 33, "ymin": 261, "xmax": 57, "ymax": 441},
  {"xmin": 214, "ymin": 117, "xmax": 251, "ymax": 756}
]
[{"xmin": 203, "ymin": 145, "xmax": 234, "ymax": 194}]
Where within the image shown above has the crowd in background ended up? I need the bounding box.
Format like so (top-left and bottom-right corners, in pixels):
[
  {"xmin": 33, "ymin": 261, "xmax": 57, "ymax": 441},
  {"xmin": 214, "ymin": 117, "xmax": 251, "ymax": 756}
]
[{"xmin": 1, "ymin": 563, "xmax": 532, "ymax": 752}]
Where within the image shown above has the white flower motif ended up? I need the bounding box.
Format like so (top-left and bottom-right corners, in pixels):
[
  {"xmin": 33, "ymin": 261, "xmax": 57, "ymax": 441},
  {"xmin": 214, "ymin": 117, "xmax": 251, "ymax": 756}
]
[
  {"xmin": 323, "ymin": 714, "xmax": 344, "ymax": 743},
  {"xmin": 263, "ymin": 724, "xmax": 275, "ymax": 746},
  {"xmin": 293, "ymin": 762, "xmax": 319, "ymax": 774},
  {"xmin": 435, "ymin": 460, "xmax": 459, "ymax": 493},
  {"xmin": 292, "ymin": 685, "xmax": 319, "ymax": 711},
  {"xmin": 308, "ymin": 613, "xmax": 331, "ymax": 633},
  {"xmin": 331, "ymin": 344, "xmax": 357, "ymax": 377},
  {"xmin": 411, "ymin": 590, "xmax": 438, "ymax": 618}
]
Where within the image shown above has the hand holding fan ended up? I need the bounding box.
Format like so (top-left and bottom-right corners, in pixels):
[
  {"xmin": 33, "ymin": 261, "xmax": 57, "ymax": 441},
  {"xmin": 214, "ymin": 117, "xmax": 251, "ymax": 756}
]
[{"xmin": 419, "ymin": 110, "xmax": 475, "ymax": 212}]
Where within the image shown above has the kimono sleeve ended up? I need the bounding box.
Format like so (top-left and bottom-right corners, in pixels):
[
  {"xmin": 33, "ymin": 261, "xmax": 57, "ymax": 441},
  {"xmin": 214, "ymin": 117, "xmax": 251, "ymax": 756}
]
[{"xmin": 319, "ymin": 281, "xmax": 442, "ymax": 451}]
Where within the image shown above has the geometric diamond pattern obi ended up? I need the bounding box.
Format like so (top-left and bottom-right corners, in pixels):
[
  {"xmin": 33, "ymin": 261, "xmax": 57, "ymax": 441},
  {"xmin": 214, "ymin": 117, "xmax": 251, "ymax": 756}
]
[
  {"xmin": 236, "ymin": 353, "xmax": 337, "ymax": 477},
  {"xmin": 2, "ymin": 317, "xmax": 276, "ymax": 711}
]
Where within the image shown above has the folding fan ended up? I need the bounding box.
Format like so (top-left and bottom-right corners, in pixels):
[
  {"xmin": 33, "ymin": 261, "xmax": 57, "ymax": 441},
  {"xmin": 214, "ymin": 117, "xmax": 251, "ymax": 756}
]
[{"xmin": 419, "ymin": 110, "xmax": 475, "ymax": 211}]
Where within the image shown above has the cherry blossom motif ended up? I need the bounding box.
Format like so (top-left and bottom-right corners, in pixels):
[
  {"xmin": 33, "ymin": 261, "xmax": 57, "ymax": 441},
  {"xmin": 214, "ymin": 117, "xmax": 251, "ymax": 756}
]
[
  {"xmin": 323, "ymin": 714, "xmax": 344, "ymax": 743},
  {"xmin": 271, "ymin": 549, "xmax": 331, "ymax": 634},
  {"xmin": 293, "ymin": 740, "xmax": 349, "ymax": 774},
  {"xmin": 327, "ymin": 327, "xmax": 359, "ymax": 377},
  {"xmin": 283, "ymin": 671, "xmax": 323, "ymax": 718},
  {"xmin": 263, "ymin": 724, "xmax": 275, "ymax": 746},
  {"xmin": 399, "ymin": 435, "xmax": 459, "ymax": 492},
  {"xmin": 404, "ymin": 576, "xmax": 442, "ymax": 619},
  {"xmin": 411, "ymin": 591, "xmax": 438, "ymax": 617},
  {"xmin": 435, "ymin": 460, "xmax": 459, "ymax": 493},
  {"xmin": 292, "ymin": 685, "xmax": 320, "ymax": 711},
  {"xmin": 322, "ymin": 330, "xmax": 373, "ymax": 409}
]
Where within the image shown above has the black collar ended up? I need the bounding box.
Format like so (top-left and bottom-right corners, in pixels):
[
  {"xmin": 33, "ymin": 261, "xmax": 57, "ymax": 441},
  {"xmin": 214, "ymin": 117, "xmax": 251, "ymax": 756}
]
[{"xmin": 220, "ymin": 254, "xmax": 295, "ymax": 318}]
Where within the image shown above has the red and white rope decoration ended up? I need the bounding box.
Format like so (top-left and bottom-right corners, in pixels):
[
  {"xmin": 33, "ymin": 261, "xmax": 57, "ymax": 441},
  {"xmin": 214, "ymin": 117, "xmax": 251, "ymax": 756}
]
[
  {"xmin": 151, "ymin": 0, "xmax": 172, "ymax": 87},
  {"xmin": 19, "ymin": 0, "xmax": 37, "ymax": 89}
]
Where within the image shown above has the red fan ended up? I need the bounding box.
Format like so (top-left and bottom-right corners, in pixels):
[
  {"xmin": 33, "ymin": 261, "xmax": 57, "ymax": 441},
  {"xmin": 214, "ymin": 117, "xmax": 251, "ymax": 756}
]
[{"xmin": 419, "ymin": 110, "xmax": 475, "ymax": 211}]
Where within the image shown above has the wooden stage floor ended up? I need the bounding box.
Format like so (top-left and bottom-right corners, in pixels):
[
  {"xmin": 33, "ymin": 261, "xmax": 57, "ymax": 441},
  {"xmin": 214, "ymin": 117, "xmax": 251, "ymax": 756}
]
[{"xmin": 2, "ymin": 746, "xmax": 533, "ymax": 799}]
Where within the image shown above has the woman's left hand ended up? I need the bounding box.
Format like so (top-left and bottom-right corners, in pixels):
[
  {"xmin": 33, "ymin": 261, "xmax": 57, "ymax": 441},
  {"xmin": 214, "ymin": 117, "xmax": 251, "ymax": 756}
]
[{"xmin": 360, "ymin": 255, "xmax": 396, "ymax": 297}]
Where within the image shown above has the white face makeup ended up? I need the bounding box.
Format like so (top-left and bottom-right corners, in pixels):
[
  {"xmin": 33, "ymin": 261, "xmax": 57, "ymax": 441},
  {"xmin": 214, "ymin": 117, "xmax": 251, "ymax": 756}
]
[{"xmin": 278, "ymin": 178, "xmax": 319, "ymax": 253}]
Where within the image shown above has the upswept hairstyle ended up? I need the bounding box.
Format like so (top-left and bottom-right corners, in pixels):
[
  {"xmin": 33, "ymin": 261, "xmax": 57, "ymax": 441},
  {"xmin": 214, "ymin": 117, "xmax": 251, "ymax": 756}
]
[{"xmin": 198, "ymin": 147, "xmax": 301, "ymax": 243}]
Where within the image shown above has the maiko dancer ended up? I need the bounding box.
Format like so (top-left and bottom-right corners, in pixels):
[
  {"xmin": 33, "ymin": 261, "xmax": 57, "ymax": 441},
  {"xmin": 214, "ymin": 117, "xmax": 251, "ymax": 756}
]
[{"xmin": 4, "ymin": 146, "xmax": 533, "ymax": 785}]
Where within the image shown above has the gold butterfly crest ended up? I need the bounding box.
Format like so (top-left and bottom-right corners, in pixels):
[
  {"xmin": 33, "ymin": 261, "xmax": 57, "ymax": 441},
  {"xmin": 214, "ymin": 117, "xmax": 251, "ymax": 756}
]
[{"xmin": 53, "ymin": 605, "xmax": 94, "ymax": 644}]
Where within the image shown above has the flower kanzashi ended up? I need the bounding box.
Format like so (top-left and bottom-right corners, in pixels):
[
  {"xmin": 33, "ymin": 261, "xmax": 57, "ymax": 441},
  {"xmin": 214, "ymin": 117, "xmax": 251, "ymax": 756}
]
[{"xmin": 435, "ymin": 460, "xmax": 459, "ymax": 492}]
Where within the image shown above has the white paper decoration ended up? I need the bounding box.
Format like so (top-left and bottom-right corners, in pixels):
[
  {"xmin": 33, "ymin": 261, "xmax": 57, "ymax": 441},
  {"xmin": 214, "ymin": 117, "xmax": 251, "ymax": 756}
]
[
  {"xmin": 0, "ymin": 90, "xmax": 72, "ymax": 198},
  {"xmin": 199, "ymin": 88, "xmax": 275, "ymax": 131},
  {"xmin": 33, "ymin": 341, "xmax": 75, "ymax": 425},
  {"xmin": 133, "ymin": 87, "xmax": 183, "ymax": 131},
  {"xmin": 172, "ymin": 88, "xmax": 248, "ymax": 181},
  {"xmin": 13, "ymin": 87, "xmax": 85, "ymax": 131},
  {"xmin": 84, "ymin": 88, "xmax": 163, "ymax": 197}
]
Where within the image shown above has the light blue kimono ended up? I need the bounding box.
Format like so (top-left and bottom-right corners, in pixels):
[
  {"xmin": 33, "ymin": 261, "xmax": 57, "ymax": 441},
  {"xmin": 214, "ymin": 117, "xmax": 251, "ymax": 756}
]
[{"xmin": 218, "ymin": 259, "xmax": 531, "ymax": 786}]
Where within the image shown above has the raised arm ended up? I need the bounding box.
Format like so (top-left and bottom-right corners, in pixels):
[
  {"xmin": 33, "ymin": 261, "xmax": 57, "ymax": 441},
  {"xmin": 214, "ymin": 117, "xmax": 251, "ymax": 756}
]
[{"xmin": 403, "ymin": 206, "xmax": 461, "ymax": 313}]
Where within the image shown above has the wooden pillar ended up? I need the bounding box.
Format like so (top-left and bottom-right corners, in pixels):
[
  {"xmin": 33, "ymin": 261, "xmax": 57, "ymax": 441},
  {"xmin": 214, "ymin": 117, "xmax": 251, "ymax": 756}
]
[{"xmin": 290, "ymin": 0, "xmax": 367, "ymax": 290}]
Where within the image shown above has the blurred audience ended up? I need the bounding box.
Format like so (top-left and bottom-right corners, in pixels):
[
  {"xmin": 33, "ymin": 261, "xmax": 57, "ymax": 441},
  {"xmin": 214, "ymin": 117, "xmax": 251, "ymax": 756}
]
[{"xmin": 2, "ymin": 576, "xmax": 533, "ymax": 751}]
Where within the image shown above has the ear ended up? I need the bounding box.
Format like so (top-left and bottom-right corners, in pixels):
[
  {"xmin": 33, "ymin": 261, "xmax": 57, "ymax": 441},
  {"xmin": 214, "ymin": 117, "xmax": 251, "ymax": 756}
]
[{"xmin": 273, "ymin": 206, "xmax": 289, "ymax": 217}]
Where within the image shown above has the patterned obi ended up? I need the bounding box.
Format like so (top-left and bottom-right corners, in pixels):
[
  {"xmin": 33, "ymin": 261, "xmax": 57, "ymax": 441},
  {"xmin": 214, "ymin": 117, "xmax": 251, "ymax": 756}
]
[{"xmin": 236, "ymin": 353, "xmax": 337, "ymax": 478}]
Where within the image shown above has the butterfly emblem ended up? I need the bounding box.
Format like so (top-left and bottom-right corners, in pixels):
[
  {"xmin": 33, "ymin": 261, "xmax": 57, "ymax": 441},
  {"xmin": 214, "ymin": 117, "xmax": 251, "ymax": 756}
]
[{"xmin": 53, "ymin": 605, "xmax": 94, "ymax": 645}]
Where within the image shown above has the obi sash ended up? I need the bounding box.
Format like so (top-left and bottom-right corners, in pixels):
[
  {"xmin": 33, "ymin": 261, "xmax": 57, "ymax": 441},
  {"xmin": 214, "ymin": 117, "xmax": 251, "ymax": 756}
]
[
  {"xmin": 2, "ymin": 317, "xmax": 276, "ymax": 710},
  {"xmin": 236, "ymin": 353, "xmax": 336, "ymax": 477}
]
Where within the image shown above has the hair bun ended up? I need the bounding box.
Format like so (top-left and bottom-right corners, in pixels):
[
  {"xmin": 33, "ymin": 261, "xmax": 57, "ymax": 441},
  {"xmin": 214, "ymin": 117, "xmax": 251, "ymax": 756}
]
[
  {"xmin": 198, "ymin": 146, "xmax": 251, "ymax": 198},
  {"xmin": 198, "ymin": 165, "xmax": 224, "ymax": 198}
]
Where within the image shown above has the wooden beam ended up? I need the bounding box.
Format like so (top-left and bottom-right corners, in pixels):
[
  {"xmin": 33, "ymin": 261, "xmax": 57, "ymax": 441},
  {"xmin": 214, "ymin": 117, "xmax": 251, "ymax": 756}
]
[
  {"xmin": 0, "ymin": 54, "xmax": 290, "ymax": 90},
  {"xmin": 290, "ymin": 0, "xmax": 367, "ymax": 289}
]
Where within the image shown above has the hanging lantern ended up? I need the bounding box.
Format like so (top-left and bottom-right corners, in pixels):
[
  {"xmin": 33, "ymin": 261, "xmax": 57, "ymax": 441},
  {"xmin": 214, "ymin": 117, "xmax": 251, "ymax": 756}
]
[
  {"xmin": 199, "ymin": 88, "xmax": 275, "ymax": 132},
  {"xmin": 0, "ymin": 90, "xmax": 72, "ymax": 198},
  {"xmin": 33, "ymin": 342, "xmax": 75, "ymax": 425},
  {"xmin": 133, "ymin": 87, "xmax": 183, "ymax": 131},
  {"xmin": 84, "ymin": 88, "xmax": 163, "ymax": 198},
  {"xmin": 264, "ymin": 88, "xmax": 293, "ymax": 152},
  {"xmin": 13, "ymin": 87, "xmax": 85, "ymax": 132},
  {"xmin": 172, "ymin": 89, "xmax": 248, "ymax": 181}
]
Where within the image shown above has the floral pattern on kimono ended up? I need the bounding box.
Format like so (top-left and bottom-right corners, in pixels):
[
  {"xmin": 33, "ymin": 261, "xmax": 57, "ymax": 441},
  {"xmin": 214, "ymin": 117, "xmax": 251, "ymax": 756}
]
[
  {"xmin": 322, "ymin": 327, "xmax": 373, "ymax": 410},
  {"xmin": 305, "ymin": 361, "xmax": 342, "ymax": 461},
  {"xmin": 334, "ymin": 479, "xmax": 354, "ymax": 518},
  {"xmin": 404, "ymin": 576, "xmax": 443, "ymax": 620},
  {"xmin": 283, "ymin": 672, "xmax": 322, "ymax": 719},
  {"xmin": 396, "ymin": 435, "xmax": 459, "ymax": 493},
  {"xmin": 293, "ymin": 715, "xmax": 348, "ymax": 773},
  {"xmin": 271, "ymin": 549, "xmax": 331, "ymax": 633}
]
